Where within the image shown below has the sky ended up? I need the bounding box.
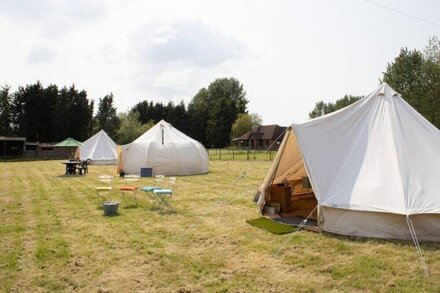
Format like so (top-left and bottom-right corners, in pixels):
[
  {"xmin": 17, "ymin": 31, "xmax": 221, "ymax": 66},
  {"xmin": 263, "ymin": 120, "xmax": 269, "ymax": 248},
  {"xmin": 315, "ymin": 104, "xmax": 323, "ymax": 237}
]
[{"xmin": 0, "ymin": 0, "xmax": 439, "ymax": 126}]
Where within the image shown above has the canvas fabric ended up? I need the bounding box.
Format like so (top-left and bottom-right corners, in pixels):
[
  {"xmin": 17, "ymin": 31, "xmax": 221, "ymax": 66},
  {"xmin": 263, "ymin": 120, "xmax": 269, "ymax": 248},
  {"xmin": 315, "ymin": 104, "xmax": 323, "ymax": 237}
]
[
  {"xmin": 294, "ymin": 83, "xmax": 440, "ymax": 215},
  {"xmin": 118, "ymin": 120, "xmax": 208, "ymax": 176},
  {"xmin": 256, "ymin": 83, "xmax": 440, "ymax": 240},
  {"xmin": 78, "ymin": 130, "xmax": 118, "ymax": 165},
  {"xmin": 320, "ymin": 207, "xmax": 440, "ymax": 242}
]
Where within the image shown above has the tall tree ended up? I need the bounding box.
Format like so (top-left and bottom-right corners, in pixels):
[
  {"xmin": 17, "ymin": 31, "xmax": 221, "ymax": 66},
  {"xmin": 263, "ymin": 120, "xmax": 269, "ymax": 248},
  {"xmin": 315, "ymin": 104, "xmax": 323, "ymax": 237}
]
[
  {"xmin": 67, "ymin": 85, "xmax": 94, "ymax": 141},
  {"xmin": 10, "ymin": 87, "xmax": 25, "ymax": 136},
  {"xmin": 13, "ymin": 82, "xmax": 58, "ymax": 141},
  {"xmin": 187, "ymin": 88, "xmax": 210, "ymax": 146},
  {"xmin": 116, "ymin": 111, "xmax": 154, "ymax": 144},
  {"xmin": 382, "ymin": 45, "xmax": 440, "ymax": 128},
  {"xmin": 231, "ymin": 113, "xmax": 262, "ymax": 138},
  {"xmin": 204, "ymin": 78, "xmax": 248, "ymax": 147},
  {"xmin": 309, "ymin": 95, "xmax": 362, "ymax": 119},
  {"xmin": 165, "ymin": 100, "xmax": 187, "ymax": 133},
  {"xmin": 0, "ymin": 85, "xmax": 12, "ymax": 136},
  {"xmin": 95, "ymin": 93, "xmax": 120, "ymax": 138}
]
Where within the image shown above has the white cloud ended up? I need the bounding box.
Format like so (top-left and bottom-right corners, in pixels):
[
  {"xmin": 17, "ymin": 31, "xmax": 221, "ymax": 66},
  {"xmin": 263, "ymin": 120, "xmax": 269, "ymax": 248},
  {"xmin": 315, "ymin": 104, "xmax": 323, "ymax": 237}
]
[
  {"xmin": 0, "ymin": 0, "xmax": 106, "ymax": 37},
  {"xmin": 127, "ymin": 19, "xmax": 247, "ymax": 99},
  {"xmin": 27, "ymin": 46, "xmax": 57, "ymax": 64},
  {"xmin": 135, "ymin": 19, "xmax": 245, "ymax": 67}
]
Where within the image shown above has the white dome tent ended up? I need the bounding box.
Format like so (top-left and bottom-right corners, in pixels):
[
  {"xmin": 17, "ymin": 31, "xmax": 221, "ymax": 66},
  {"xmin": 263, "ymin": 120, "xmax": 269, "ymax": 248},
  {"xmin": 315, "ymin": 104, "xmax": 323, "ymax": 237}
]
[
  {"xmin": 118, "ymin": 120, "xmax": 208, "ymax": 176},
  {"xmin": 78, "ymin": 130, "xmax": 118, "ymax": 165}
]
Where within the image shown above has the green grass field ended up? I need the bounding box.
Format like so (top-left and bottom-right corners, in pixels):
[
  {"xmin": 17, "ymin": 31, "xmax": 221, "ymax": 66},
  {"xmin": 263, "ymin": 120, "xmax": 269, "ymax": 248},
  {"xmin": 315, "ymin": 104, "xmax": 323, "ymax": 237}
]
[{"xmin": 1, "ymin": 160, "xmax": 440, "ymax": 292}]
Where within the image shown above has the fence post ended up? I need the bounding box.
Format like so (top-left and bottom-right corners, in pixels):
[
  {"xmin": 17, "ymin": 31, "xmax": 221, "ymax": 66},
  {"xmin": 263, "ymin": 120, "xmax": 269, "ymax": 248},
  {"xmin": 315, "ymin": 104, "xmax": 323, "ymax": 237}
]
[
  {"xmin": 247, "ymin": 148, "xmax": 249, "ymax": 160},
  {"xmin": 269, "ymin": 151, "xmax": 272, "ymax": 160},
  {"xmin": 233, "ymin": 147, "xmax": 235, "ymax": 160},
  {"xmin": 219, "ymin": 149, "xmax": 221, "ymax": 160}
]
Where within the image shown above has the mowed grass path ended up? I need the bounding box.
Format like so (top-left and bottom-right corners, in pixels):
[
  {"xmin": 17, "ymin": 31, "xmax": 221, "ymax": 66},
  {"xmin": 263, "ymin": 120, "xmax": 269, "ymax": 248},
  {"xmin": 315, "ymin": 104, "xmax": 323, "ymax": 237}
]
[{"xmin": 1, "ymin": 160, "xmax": 440, "ymax": 292}]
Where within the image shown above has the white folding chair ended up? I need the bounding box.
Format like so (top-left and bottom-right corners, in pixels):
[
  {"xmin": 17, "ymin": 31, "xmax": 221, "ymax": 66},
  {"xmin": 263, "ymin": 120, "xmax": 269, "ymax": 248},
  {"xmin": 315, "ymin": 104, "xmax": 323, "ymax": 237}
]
[{"xmin": 95, "ymin": 175, "xmax": 113, "ymax": 204}]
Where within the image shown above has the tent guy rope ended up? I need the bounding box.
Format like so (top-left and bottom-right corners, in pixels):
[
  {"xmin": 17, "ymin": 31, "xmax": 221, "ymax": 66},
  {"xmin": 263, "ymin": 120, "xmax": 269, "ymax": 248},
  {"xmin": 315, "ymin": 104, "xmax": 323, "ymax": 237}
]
[
  {"xmin": 272, "ymin": 205, "xmax": 318, "ymax": 258},
  {"xmin": 406, "ymin": 216, "xmax": 430, "ymax": 277}
]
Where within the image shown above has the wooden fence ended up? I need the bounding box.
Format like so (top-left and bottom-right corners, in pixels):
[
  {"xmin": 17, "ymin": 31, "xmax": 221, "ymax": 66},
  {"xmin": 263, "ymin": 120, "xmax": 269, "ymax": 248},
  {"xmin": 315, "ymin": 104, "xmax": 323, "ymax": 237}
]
[{"xmin": 208, "ymin": 148, "xmax": 277, "ymax": 161}]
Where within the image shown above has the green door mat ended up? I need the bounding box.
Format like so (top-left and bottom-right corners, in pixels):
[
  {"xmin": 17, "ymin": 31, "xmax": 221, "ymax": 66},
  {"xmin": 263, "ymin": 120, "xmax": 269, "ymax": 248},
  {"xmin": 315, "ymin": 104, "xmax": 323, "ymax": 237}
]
[{"xmin": 246, "ymin": 217, "xmax": 295, "ymax": 235}]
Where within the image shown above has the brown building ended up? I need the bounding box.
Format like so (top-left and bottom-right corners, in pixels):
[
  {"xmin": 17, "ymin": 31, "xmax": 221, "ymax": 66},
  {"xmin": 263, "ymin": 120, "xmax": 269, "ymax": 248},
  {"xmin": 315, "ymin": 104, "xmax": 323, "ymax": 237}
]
[
  {"xmin": 0, "ymin": 137, "xmax": 26, "ymax": 158},
  {"xmin": 232, "ymin": 124, "xmax": 287, "ymax": 150}
]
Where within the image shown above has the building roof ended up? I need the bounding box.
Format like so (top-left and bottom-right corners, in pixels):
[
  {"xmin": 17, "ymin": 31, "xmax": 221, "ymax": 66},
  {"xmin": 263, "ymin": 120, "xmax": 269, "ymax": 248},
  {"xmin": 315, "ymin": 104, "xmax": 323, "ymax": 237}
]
[
  {"xmin": 0, "ymin": 136, "xmax": 26, "ymax": 141},
  {"xmin": 233, "ymin": 125, "xmax": 287, "ymax": 141}
]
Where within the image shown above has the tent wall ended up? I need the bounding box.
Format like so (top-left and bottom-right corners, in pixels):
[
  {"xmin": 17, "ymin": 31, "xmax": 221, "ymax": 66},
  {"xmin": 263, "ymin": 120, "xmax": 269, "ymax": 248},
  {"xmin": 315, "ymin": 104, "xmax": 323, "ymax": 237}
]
[
  {"xmin": 320, "ymin": 206, "xmax": 440, "ymax": 242},
  {"xmin": 91, "ymin": 159, "xmax": 117, "ymax": 165},
  {"xmin": 79, "ymin": 130, "xmax": 118, "ymax": 165},
  {"xmin": 119, "ymin": 120, "xmax": 209, "ymax": 176}
]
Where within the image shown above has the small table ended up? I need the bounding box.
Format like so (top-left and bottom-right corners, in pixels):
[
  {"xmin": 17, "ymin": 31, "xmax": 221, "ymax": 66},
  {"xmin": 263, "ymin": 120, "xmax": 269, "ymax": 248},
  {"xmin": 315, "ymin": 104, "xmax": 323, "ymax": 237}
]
[{"xmin": 62, "ymin": 161, "xmax": 81, "ymax": 175}]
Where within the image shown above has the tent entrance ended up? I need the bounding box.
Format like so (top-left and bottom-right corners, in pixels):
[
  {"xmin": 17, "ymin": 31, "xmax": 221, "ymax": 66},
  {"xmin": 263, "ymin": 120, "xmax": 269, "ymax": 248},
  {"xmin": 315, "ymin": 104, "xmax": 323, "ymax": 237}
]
[{"xmin": 264, "ymin": 178, "xmax": 318, "ymax": 230}]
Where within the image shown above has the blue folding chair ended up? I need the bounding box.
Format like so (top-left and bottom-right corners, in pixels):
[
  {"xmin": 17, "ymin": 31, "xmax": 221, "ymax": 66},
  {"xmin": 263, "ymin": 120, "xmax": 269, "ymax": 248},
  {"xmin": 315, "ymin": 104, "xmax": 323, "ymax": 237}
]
[
  {"xmin": 141, "ymin": 174, "xmax": 164, "ymax": 209},
  {"xmin": 153, "ymin": 177, "xmax": 176, "ymax": 213}
]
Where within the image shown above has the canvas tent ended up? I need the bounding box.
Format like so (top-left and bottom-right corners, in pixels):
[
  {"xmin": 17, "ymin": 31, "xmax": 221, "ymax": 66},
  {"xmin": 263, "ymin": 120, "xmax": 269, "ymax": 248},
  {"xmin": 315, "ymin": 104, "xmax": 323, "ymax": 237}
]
[
  {"xmin": 54, "ymin": 137, "xmax": 83, "ymax": 147},
  {"xmin": 257, "ymin": 83, "xmax": 440, "ymax": 242},
  {"xmin": 118, "ymin": 120, "xmax": 208, "ymax": 176},
  {"xmin": 77, "ymin": 130, "xmax": 118, "ymax": 165},
  {"xmin": 54, "ymin": 137, "xmax": 83, "ymax": 158}
]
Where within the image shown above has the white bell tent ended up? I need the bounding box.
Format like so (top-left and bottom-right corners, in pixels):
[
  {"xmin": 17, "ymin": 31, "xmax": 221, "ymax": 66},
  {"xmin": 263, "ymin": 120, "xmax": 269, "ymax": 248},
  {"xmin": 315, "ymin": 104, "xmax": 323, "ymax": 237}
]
[
  {"xmin": 257, "ymin": 83, "xmax": 440, "ymax": 243},
  {"xmin": 78, "ymin": 130, "xmax": 118, "ymax": 165},
  {"xmin": 118, "ymin": 120, "xmax": 208, "ymax": 176}
]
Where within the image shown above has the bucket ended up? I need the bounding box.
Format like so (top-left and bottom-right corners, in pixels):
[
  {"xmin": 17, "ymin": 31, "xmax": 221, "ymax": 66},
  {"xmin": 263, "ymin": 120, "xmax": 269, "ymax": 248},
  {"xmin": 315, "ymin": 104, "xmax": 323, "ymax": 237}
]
[
  {"xmin": 102, "ymin": 201, "xmax": 119, "ymax": 216},
  {"xmin": 264, "ymin": 205, "xmax": 277, "ymax": 215}
]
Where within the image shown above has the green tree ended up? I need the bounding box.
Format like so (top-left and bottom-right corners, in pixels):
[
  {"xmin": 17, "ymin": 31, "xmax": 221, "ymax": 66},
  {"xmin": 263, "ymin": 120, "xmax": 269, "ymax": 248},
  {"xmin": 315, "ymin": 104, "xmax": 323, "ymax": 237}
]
[
  {"xmin": 0, "ymin": 86, "xmax": 12, "ymax": 136},
  {"xmin": 309, "ymin": 95, "xmax": 362, "ymax": 119},
  {"xmin": 424, "ymin": 36, "xmax": 440, "ymax": 63},
  {"xmin": 187, "ymin": 88, "xmax": 210, "ymax": 146},
  {"xmin": 67, "ymin": 86, "xmax": 94, "ymax": 141},
  {"xmin": 13, "ymin": 82, "xmax": 58, "ymax": 141},
  {"xmin": 202, "ymin": 78, "xmax": 248, "ymax": 147},
  {"xmin": 231, "ymin": 113, "xmax": 262, "ymax": 138},
  {"xmin": 94, "ymin": 93, "xmax": 120, "ymax": 138},
  {"xmin": 10, "ymin": 88, "xmax": 25, "ymax": 136},
  {"xmin": 382, "ymin": 45, "xmax": 440, "ymax": 128},
  {"xmin": 166, "ymin": 100, "xmax": 187, "ymax": 133},
  {"xmin": 116, "ymin": 111, "xmax": 154, "ymax": 144}
]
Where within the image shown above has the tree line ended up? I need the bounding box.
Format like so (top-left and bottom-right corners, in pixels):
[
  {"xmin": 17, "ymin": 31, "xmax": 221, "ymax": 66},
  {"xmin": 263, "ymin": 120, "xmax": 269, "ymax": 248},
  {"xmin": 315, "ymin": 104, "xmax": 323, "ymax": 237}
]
[
  {"xmin": 309, "ymin": 36, "xmax": 440, "ymax": 129},
  {"xmin": 0, "ymin": 78, "xmax": 250, "ymax": 147},
  {"xmin": 1, "ymin": 36, "xmax": 438, "ymax": 147}
]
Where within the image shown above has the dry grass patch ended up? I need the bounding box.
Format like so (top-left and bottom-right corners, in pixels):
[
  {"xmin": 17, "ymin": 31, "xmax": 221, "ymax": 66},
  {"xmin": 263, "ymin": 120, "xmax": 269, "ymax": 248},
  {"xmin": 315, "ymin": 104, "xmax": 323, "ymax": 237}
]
[{"xmin": 0, "ymin": 160, "xmax": 439, "ymax": 292}]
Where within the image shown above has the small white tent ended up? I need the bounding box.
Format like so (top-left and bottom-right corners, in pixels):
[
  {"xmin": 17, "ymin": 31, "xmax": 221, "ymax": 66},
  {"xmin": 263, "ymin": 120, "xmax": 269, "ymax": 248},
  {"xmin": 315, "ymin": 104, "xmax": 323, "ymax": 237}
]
[
  {"xmin": 257, "ymin": 83, "xmax": 440, "ymax": 242},
  {"xmin": 78, "ymin": 130, "xmax": 117, "ymax": 165},
  {"xmin": 118, "ymin": 120, "xmax": 208, "ymax": 176}
]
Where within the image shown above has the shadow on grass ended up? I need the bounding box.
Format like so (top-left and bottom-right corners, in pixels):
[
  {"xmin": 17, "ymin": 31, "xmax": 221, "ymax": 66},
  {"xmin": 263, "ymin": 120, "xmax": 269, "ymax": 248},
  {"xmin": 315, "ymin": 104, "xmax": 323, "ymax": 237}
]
[
  {"xmin": 321, "ymin": 231, "xmax": 440, "ymax": 251},
  {"xmin": 123, "ymin": 204, "xmax": 140, "ymax": 209},
  {"xmin": 55, "ymin": 174, "xmax": 88, "ymax": 179},
  {"xmin": 102, "ymin": 213, "xmax": 121, "ymax": 217}
]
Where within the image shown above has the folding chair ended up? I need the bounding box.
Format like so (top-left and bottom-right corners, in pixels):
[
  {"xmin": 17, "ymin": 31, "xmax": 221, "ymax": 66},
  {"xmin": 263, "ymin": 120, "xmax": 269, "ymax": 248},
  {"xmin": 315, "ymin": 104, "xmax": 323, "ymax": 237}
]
[
  {"xmin": 141, "ymin": 174, "xmax": 165, "ymax": 209},
  {"xmin": 119, "ymin": 175, "xmax": 140, "ymax": 207},
  {"xmin": 153, "ymin": 177, "xmax": 176, "ymax": 213},
  {"xmin": 95, "ymin": 175, "xmax": 113, "ymax": 204}
]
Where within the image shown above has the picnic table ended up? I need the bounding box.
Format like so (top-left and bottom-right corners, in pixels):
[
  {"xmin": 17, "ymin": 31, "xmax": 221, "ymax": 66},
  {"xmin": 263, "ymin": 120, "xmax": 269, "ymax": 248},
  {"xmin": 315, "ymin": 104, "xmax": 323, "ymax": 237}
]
[
  {"xmin": 62, "ymin": 160, "xmax": 89, "ymax": 175},
  {"xmin": 62, "ymin": 160, "xmax": 81, "ymax": 175}
]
